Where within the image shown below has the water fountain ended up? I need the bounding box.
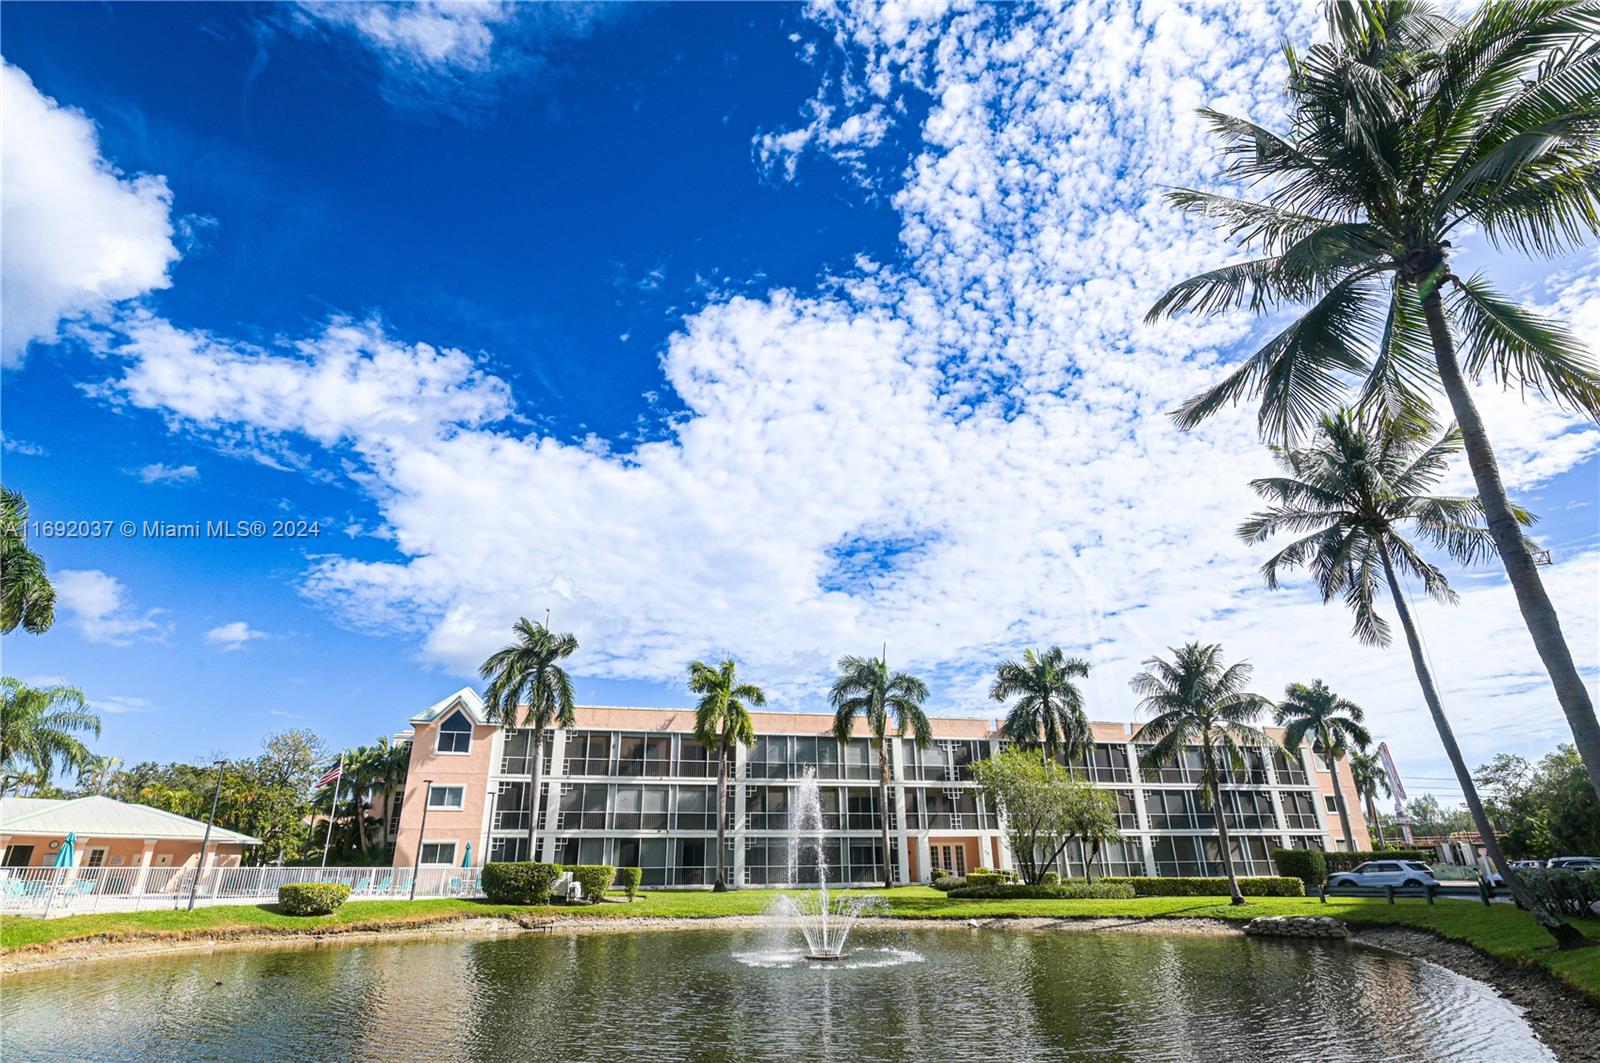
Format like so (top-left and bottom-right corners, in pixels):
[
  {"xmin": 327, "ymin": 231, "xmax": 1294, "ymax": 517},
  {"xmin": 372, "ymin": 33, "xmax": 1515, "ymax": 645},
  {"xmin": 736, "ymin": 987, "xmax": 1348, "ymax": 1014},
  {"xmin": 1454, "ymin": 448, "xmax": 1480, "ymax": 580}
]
[{"xmin": 767, "ymin": 768, "xmax": 887, "ymax": 962}]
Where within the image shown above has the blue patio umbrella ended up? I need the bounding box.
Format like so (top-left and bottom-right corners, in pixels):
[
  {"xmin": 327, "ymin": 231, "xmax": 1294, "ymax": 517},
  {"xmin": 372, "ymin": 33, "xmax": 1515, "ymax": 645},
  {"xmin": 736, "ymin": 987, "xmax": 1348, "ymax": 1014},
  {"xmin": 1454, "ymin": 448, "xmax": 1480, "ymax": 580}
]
[
  {"xmin": 461, "ymin": 842, "xmax": 472, "ymax": 868},
  {"xmin": 52, "ymin": 832, "xmax": 76, "ymax": 868}
]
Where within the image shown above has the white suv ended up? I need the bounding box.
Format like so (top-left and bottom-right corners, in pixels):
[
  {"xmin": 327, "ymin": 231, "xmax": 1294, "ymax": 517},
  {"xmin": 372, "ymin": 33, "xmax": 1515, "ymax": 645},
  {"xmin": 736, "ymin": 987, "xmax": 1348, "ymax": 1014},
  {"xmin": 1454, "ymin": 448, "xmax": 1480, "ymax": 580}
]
[
  {"xmin": 1546, "ymin": 856, "xmax": 1600, "ymax": 870},
  {"xmin": 1328, "ymin": 860, "xmax": 1438, "ymax": 888}
]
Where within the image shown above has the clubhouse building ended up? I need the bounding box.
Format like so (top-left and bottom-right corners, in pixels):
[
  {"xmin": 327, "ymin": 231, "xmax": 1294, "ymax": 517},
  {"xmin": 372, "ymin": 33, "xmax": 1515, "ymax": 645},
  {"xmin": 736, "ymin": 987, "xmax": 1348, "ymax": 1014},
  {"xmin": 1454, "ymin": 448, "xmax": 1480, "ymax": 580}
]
[{"xmin": 392, "ymin": 688, "xmax": 1371, "ymax": 887}]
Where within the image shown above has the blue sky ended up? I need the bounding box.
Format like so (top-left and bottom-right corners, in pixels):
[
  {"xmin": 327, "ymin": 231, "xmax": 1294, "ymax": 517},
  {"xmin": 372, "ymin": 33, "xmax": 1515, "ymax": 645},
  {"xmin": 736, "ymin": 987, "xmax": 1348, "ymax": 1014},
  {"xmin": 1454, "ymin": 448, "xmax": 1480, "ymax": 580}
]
[{"xmin": 2, "ymin": 2, "xmax": 1596, "ymax": 806}]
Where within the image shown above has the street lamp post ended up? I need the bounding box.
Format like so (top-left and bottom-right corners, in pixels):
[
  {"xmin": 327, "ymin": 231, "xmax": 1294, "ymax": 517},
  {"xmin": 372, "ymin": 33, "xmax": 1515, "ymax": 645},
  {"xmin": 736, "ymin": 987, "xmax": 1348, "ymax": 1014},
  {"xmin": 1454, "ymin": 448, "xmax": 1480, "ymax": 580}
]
[
  {"xmin": 187, "ymin": 759, "xmax": 227, "ymax": 913},
  {"xmin": 408, "ymin": 779, "xmax": 434, "ymax": 901}
]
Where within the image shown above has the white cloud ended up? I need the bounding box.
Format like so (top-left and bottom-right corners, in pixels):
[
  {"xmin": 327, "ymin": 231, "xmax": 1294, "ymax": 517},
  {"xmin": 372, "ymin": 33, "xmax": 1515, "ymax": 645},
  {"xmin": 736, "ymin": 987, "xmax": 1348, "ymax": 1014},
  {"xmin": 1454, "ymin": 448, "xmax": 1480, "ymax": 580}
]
[
  {"xmin": 206, "ymin": 621, "xmax": 267, "ymax": 651},
  {"xmin": 90, "ymin": 3, "xmax": 1597, "ymax": 801},
  {"xmin": 298, "ymin": 0, "xmax": 515, "ymax": 72},
  {"xmin": 53, "ymin": 569, "xmax": 168, "ymax": 645},
  {"xmin": 92, "ymin": 694, "xmax": 154, "ymax": 715},
  {"xmin": 1, "ymin": 61, "xmax": 179, "ymax": 367},
  {"xmin": 136, "ymin": 462, "xmax": 199, "ymax": 485},
  {"xmin": 2, "ymin": 438, "xmax": 47, "ymax": 456}
]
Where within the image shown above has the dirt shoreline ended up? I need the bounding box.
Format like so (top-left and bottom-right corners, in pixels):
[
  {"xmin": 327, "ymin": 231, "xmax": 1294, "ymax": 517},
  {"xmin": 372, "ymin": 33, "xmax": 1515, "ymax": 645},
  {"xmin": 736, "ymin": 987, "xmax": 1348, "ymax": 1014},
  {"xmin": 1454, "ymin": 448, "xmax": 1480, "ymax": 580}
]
[{"xmin": 5, "ymin": 913, "xmax": 1595, "ymax": 1057}]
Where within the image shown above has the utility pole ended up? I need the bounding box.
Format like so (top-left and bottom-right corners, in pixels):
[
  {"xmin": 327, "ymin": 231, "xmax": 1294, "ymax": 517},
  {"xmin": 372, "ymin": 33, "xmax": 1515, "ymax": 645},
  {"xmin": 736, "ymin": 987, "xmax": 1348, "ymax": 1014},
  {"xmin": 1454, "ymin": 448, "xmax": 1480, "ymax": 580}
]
[
  {"xmin": 187, "ymin": 759, "xmax": 226, "ymax": 913},
  {"xmin": 408, "ymin": 779, "xmax": 434, "ymax": 901}
]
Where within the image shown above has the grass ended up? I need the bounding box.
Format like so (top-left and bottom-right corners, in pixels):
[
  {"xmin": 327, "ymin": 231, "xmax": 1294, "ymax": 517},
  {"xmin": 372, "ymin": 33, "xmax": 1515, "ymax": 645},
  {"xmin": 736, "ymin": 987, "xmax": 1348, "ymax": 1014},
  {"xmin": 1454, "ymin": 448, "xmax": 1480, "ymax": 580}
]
[{"xmin": 5, "ymin": 887, "xmax": 1598, "ymax": 1000}]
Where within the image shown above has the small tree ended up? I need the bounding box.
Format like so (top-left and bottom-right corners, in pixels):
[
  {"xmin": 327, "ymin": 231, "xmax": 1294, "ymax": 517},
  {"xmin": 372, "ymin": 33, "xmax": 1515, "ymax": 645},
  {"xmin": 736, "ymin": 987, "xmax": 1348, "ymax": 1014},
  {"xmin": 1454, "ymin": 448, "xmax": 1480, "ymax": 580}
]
[{"xmin": 970, "ymin": 748, "xmax": 1120, "ymax": 885}]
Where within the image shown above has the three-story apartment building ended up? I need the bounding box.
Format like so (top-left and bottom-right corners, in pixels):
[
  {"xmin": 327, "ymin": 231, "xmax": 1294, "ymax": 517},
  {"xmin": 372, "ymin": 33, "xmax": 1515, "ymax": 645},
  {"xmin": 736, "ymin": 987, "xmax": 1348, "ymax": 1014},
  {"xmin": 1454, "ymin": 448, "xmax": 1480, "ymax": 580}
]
[{"xmin": 392, "ymin": 688, "xmax": 1370, "ymax": 886}]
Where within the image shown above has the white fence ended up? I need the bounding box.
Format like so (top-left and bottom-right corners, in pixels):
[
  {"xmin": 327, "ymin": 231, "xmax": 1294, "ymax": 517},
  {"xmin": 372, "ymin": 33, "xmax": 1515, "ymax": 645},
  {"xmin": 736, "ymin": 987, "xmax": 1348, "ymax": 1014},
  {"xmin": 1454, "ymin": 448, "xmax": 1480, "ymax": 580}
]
[{"xmin": 0, "ymin": 865, "xmax": 485, "ymax": 918}]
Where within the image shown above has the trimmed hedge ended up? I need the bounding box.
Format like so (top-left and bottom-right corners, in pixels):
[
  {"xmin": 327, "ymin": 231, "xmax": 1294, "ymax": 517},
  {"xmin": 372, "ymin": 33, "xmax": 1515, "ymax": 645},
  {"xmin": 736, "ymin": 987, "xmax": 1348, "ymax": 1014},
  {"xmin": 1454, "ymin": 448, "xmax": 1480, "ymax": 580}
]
[
  {"xmin": 965, "ymin": 868, "xmax": 1018, "ymax": 887},
  {"xmin": 566, "ymin": 864, "xmax": 617, "ymax": 904},
  {"xmin": 1271, "ymin": 848, "xmax": 1328, "ymax": 888},
  {"xmin": 277, "ymin": 882, "xmax": 351, "ymax": 916},
  {"xmin": 1040, "ymin": 871, "xmax": 1060, "ymax": 886},
  {"xmin": 947, "ymin": 882, "xmax": 1135, "ymax": 901},
  {"xmin": 930, "ymin": 875, "xmax": 966, "ymax": 892},
  {"xmin": 1324, "ymin": 849, "xmax": 1431, "ymax": 873},
  {"xmin": 1519, "ymin": 869, "xmax": 1600, "ymax": 918},
  {"xmin": 1100, "ymin": 876, "xmax": 1305, "ymax": 898},
  {"xmin": 617, "ymin": 866, "xmax": 643, "ymax": 900},
  {"xmin": 482, "ymin": 862, "xmax": 562, "ymax": 905}
]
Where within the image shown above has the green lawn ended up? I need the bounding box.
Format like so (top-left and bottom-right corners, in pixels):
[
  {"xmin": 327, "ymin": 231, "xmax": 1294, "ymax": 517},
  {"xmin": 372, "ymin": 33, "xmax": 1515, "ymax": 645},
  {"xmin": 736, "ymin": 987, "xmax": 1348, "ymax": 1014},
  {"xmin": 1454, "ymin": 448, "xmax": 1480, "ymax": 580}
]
[{"xmin": 5, "ymin": 887, "xmax": 1598, "ymax": 1000}]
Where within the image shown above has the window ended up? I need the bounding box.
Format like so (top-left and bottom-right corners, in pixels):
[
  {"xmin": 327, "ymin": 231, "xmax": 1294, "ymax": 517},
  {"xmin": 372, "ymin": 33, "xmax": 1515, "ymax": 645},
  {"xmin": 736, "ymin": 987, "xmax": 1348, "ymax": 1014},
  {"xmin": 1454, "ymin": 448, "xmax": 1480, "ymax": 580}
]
[
  {"xmin": 564, "ymin": 732, "xmax": 612, "ymax": 776},
  {"xmin": 435, "ymin": 711, "xmax": 473, "ymax": 754},
  {"xmin": 1272, "ymin": 749, "xmax": 1310, "ymax": 786},
  {"xmin": 1324, "ymin": 794, "xmax": 1339, "ymax": 814},
  {"xmin": 2, "ymin": 845, "xmax": 35, "ymax": 868},
  {"xmin": 85, "ymin": 847, "xmax": 107, "ymax": 868},
  {"xmin": 1282, "ymin": 791, "xmax": 1320, "ymax": 830},
  {"xmin": 494, "ymin": 781, "xmax": 532, "ymax": 830},
  {"xmin": 678, "ymin": 739, "xmax": 716, "ymax": 779},
  {"xmin": 428, "ymin": 784, "xmax": 466, "ymax": 809},
  {"xmin": 498, "ymin": 730, "xmax": 552, "ymax": 775},
  {"xmin": 489, "ymin": 836, "xmax": 529, "ymax": 862},
  {"xmin": 420, "ymin": 842, "xmax": 457, "ymax": 865}
]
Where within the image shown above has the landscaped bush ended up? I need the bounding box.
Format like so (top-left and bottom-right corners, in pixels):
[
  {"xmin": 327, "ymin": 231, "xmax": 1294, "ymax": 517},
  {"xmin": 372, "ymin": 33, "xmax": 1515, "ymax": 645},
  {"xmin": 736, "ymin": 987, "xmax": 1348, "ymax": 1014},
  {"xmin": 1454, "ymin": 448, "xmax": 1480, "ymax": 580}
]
[
  {"xmin": 930, "ymin": 868, "xmax": 948, "ymax": 881},
  {"xmin": 947, "ymin": 882, "xmax": 1135, "ymax": 900},
  {"xmin": 1271, "ymin": 848, "xmax": 1327, "ymax": 888},
  {"xmin": 566, "ymin": 864, "xmax": 617, "ymax": 904},
  {"xmin": 617, "ymin": 866, "xmax": 644, "ymax": 900},
  {"xmin": 1040, "ymin": 870, "xmax": 1060, "ymax": 886},
  {"xmin": 1099, "ymin": 876, "xmax": 1305, "ymax": 898},
  {"xmin": 1517, "ymin": 869, "xmax": 1600, "ymax": 918},
  {"xmin": 965, "ymin": 868, "xmax": 1018, "ymax": 887},
  {"xmin": 930, "ymin": 875, "xmax": 967, "ymax": 892},
  {"xmin": 277, "ymin": 882, "xmax": 351, "ymax": 916},
  {"xmin": 1324, "ymin": 849, "xmax": 1431, "ymax": 873},
  {"xmin": 482, "ymin": 861, "xmax": 562, "ymax": 905},
  {"xmin": 1430, "ymin": 863, "xmax": 1480, "ymax": 881}
]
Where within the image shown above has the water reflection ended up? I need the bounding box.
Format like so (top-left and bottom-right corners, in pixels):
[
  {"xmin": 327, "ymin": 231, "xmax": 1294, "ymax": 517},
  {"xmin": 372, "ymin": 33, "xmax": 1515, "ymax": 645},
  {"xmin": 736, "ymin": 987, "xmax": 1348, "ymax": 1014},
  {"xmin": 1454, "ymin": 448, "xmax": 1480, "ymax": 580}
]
[{"xmin": 1, "ymin": 927, "xmax": 1553, "ymax": 1063}]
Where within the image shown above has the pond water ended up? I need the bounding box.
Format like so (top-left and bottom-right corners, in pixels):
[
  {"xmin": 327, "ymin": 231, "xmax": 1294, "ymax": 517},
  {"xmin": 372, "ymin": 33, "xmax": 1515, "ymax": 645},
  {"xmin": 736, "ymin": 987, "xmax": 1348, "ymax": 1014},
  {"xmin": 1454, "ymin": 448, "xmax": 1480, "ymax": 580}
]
[{"xmin": 2, "ymin": 926, "xmax": 1552, "ymax": 1062}]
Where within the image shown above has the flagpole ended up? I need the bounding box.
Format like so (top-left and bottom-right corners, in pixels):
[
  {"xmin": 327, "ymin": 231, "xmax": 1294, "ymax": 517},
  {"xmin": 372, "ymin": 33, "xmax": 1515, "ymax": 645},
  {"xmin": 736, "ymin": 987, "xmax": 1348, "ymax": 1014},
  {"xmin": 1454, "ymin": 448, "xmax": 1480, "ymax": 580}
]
[{"xmin": 321, "ymin": 751, "xmax": 344, "ymax": 868}]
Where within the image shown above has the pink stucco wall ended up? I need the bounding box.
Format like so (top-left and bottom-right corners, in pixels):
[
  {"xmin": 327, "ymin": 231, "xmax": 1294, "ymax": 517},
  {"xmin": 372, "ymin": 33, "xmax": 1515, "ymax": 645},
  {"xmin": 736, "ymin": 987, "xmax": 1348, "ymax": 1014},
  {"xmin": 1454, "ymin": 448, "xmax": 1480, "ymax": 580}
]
[{"xmin": 391, "ymin": 713, "xmax": 495, "ymax": 869}]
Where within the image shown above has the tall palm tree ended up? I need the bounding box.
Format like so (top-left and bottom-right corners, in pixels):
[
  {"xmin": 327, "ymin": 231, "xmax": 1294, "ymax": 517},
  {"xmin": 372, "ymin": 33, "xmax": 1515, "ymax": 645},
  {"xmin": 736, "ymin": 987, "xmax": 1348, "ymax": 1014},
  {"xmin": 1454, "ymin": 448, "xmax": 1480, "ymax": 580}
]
[
  {"xmin": 1130, "ymin": 643, "xmax": 1274, "ymax": 906},
  {"xmin": 1239, "ymin": 408, "xmax": 1586, "ymax": 947},
  {"xmin": 991, "ymin": 647, "xmax": 1092, "ymax": 766},
  {"xmin": 688, "ymin": 658, "xmax": 764, "ymax": 891},
  {"xmin": 0, "ymin": 678, "xmax": 98, "ymax": 795},
  {"xmin": 480, "ymin": 618, "xmax": 578, "ymax": 862},
  {"xmin": 1275, "ymin": 680, "xmax": 1372, "ymax": 852},
  {"xmin": 1147, "ymin": 1, "xmax": 1600, "ymax": 797},
  {"xmin": 1348, "ymin": 749, "xmax": 1392, "ymax": 847},
  {"xmin": 831, "ymin": 652, "xmax": 933, "ymax": 888},
  {"xmin": 1, "ymin": 486, "xmax": 55, "ymax": 635},
  {"xmin": 365, "ymin": 735, "xmax": 410, "ymax": 853}
]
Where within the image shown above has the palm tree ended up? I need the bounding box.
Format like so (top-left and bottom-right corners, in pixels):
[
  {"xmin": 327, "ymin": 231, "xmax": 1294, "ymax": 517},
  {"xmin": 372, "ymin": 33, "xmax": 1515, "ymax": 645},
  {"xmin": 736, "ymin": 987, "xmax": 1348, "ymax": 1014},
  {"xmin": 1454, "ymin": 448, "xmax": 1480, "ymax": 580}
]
[
  {"xmin": 1, "ymin": 487, "xmax": 56, "ymax": 635},
  {"xmin": 479, "ymin": 618, "xmax": 578, "ymax": 861},
  {"xmin": 1147, "ymin": 1, "xmax": 1600, "ymax": 797},
  {"xmin": 688, "ymin": 658, "xmax": 764, "ymax": 891},
  {"xmin": 76, "ymin": 754, "xmax": 122, "ymax": 796},
  {"xmin": 1348, "ymin": 749, "xmax": 1392, "ymax": 847},
  {"xmin": 1275, "ymin": 681, "xmax": 1372, "ymax": 852},
  {"xmin": 1130, "ymin": 643, "xmax": 1274, "ymax": 905},
  {"xmin": 0, "ymin": 678, "xmax": 99, "ymax": 795},
  {"xmin": 365, "ymin": 736, "xmax": 410, "ymax": 853},
  {"xmin": 830, "ymin": 652, "xmax": 933, "ymax": 888},
  {"xmin": 1239, "ymin": 408, "xmax": 1586, "ymax": 947},
  {"xmin": 991, "ymin": 647, "xmax": 1092, "ymax": 766}
]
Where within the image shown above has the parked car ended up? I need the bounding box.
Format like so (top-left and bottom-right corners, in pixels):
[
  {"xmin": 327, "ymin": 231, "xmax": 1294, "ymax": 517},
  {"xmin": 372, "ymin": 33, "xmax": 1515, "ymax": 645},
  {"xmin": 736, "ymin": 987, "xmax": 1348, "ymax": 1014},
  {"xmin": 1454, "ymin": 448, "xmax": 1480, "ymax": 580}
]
[
  {"xmin": 1546, "ymin": 856, "xmax": 1600, "ymax": 870},
  {"xmin": 1485, "ymin": 859, "xmax": 1546, "ymax": 887},
  {"xmin": 1327, "ymin": 860, "xmax": 1438, "ymax": 889}
]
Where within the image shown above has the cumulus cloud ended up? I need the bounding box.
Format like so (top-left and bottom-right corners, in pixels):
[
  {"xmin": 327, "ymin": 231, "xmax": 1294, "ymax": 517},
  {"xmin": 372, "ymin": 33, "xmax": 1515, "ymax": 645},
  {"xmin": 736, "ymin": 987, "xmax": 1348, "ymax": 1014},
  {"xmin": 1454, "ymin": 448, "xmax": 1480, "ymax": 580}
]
[
  {"xmin": 0, "ymin": 61, "xmax": 179, "ymax": 367},
  {"xmin": 136, "ymin": 462, "xmax": 199, "ymax": 485},
  {"xmin": 206, "ymin": 621, "xmax": 268, "ymax": 651},
  {"xmin": 54, "ymin": 569, "xmax": 168, "ymax": 645},
  {"xmin": 297, "ymin": 0, "xmax": 516, "ymax": 72},
  {"xmin": 90, "ymin": 3, "xmax": 1597, "ymax": 795}
]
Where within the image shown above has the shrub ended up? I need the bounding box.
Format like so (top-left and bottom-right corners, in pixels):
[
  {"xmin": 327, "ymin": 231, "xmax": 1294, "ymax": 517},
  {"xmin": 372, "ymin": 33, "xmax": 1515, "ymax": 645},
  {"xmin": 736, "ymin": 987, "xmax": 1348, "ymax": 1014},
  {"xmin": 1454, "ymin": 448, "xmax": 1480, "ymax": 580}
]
[
  {"xmin": 1041, "ymin": 871, "xmax": 1060, "ymax": 886},
  {"xmin": 482, "ymin": 861, "xmax": 562, "ymax": 905},
  {"xmin": 566, "ymin": 864, "xmax": 617, "ymax": 904},
  {"xmin": 1518, "ymin": 869, "xmax": 1600, "ymax": 918},
  {"xmin": 1324, "ymin": 849, "xmax": 1431, "ymax": 873},
  {"xmin": 931, "ymin": 875, "xmax": 966, "ymax": 892},
  {"xmin": 947, "ymin": 882, "xmax": 1135, "ymax": 900},
  {"xmin": 617, "ymin": 866, "xmax": 644, "ymax": 900},
  {"xmin": 930, "ymin": 868, "xmax": 948, "ymax": 881},
  {"xmin": 1271, "ymin": 848, "xmax": 1327, "ymax": 888},
  {"xmin": 1098, "ymin": 876, "xmax": 1305, "ymax": 898},
  {"xmin": 277, "ymin": 882, "xmax": 351, "ymax": 916},
  {"xmin": 965, "ymin": 868, "xmax": 1019, "ymax": 887}
]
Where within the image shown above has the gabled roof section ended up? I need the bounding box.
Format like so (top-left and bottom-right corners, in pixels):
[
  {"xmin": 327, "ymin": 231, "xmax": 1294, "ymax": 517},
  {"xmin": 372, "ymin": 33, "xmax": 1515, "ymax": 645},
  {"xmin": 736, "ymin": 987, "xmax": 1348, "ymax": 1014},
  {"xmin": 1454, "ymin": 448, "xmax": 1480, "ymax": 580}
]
[
  {"xmin": 0, "ymin": 795, "xmax": 262, "ymax": 844},
  {"xmin": 409, "ymin": 686, "xmax": 490, "ymax": 726}
]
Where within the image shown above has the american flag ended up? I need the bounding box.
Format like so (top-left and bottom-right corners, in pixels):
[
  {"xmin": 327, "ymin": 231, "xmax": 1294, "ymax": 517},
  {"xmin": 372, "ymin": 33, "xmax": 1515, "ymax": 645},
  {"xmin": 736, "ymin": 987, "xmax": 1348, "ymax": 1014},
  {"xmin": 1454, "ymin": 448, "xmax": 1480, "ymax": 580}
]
[{"xmin": 318, "ymin": 762, "xmax": 342, "ymax": 787}]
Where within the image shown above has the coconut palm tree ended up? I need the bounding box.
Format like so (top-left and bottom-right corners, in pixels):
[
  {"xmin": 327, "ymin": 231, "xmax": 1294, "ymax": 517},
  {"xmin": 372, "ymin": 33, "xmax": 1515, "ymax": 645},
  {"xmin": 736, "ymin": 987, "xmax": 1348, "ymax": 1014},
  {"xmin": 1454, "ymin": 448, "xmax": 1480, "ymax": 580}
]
[
  {"xmin": 480, "ymin": 618, "xmax": 578, "ymax": 862},
  {"xmin": 688, "ymin": 658, "xmax": 764, "ymax": 891},
  {"xmin": 364, "ymin": 735, "xmax": 410, "ymax": 853},
  {"xmin": 1147, "ymin": 1, "xmax": 1600, "ymax": 797},
  {"xmin": 0, "ymin": 678, "xmax": 98, "ymax": 795},
  {"xmin": 991, "ymin": 647, "xmax": 1092, "ymax": 766},
  {"xmin": 830, "ymin": 652, "xmax": 933, "ymax": 888},
  {"xmin": 1130, "ymin": 643, "xmax": 1274, "ymax": 906},
  {"xmin": 1348, "ymin": 749, "xmax": 1392, "ymax": 847},
  {"xmin": 1239, "ymin": 407, "xmax": 1586, "ymax": 947},
  {"xmin": 1, "ymin": 487, "xmax": 55, "ymax": 635},
  {"xmin": 1275, "ymin": 681, "xmax": 1372, "ymax": 852}
]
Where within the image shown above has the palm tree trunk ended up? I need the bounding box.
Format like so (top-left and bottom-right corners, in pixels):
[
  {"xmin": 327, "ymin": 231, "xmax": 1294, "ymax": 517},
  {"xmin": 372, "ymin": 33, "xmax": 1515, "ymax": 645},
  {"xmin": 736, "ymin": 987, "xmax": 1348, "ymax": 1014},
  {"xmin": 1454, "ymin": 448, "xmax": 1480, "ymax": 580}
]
[
  {"xmin": 356, "ymin": 790, "xmax": 370, "ymax": 856},
  {"xmin": 1325, "ymin": 747, "xmax": 1356, "ymax": 852},
  {"xmin": 1380, "ymin": 549, "xmax": 1588, "ymax": 948},
  {"xmin": 877, "ymin": 734, "xmax": 894, "ymax": 889},
  {"xmin": 527, "ymin": 734, "xmax": 544, "ymax": 863},
  {"xmin": 1423, "ymin": 291, "xmax": 1600, "ymax": 800},
  {"xmin": 1209, "ymin": 775, "xmax": 1245, "ymax": 905},
  {"xmin": 713, "ymin": 736, "xmax": 730, "ymax": 892},
  {"xmin": 1366, "ymin": 793, "xmax": 1387, "ymax": 847}
]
